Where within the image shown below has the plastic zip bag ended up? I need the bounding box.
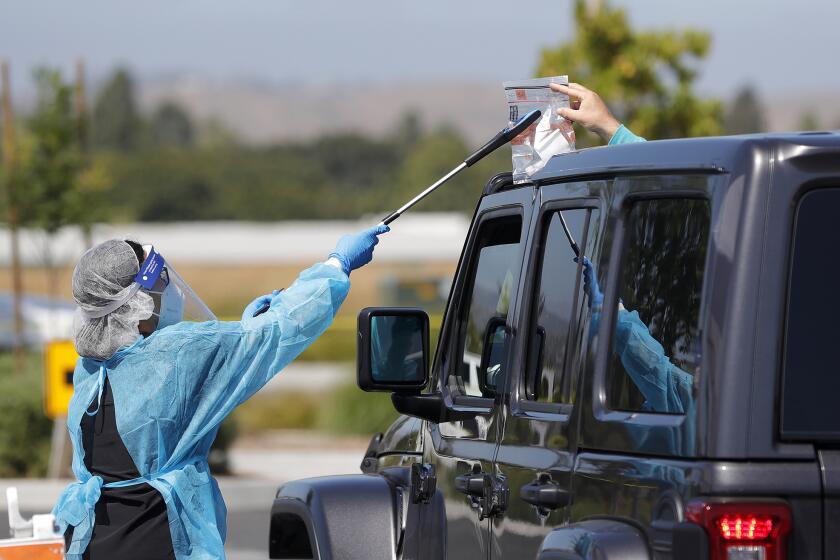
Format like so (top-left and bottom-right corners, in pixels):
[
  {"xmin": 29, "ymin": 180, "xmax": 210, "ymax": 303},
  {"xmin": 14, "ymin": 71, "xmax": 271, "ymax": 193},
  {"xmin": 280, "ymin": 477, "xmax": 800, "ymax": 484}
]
[{"xmin": 503, "ymin": 76, "xmax": 576, "ymax": 183}]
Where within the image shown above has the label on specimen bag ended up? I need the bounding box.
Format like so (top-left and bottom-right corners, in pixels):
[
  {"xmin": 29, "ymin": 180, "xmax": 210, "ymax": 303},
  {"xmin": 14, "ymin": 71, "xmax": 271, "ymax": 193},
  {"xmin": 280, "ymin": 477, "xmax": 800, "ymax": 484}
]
[{"xmin": 503, "ymin": 76, "xmax": 576, "ymax": 183}]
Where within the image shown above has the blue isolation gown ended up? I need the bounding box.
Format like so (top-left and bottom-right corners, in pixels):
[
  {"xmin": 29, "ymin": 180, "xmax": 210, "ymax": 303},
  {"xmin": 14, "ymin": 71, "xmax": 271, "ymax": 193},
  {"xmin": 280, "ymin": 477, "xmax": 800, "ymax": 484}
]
[
  {"xmin": 592, "ymin": 307, "xmax": 696, "ymax": 455},
  {"xmin": 53, "ymin": 262, "xmax": 350, "ymax": 560}
]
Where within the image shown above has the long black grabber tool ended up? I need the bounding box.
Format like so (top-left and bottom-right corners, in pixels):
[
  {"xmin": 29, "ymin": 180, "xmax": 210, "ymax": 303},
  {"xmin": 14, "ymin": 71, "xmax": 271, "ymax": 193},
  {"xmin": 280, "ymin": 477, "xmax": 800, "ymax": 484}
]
[{"xmin": 378, "ymin": 109, "xmax": 542, "ymax": 226}]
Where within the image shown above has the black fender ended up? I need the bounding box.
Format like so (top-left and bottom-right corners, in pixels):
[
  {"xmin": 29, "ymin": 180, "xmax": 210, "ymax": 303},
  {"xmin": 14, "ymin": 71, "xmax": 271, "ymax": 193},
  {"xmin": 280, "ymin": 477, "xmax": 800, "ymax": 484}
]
[
  {"xmin": 537, "ymin": 518, "xmax": 651, "ymax": 560},
  {"xmin": 269, "ymin": 471, "xmax": 406, "ymax": 560}
]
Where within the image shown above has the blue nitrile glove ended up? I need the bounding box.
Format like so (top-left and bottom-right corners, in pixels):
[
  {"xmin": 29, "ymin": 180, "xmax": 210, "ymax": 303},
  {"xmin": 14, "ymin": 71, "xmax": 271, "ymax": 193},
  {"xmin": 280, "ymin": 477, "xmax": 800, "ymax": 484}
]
[
  {"xmin": 575, "ymin": 256, "xmax": 603, "ymax": 309},
  {"xmin": 329, "ymin": 224, "xmax": 390, "ymax": 275},
  {"xmin": 241, "ymin": 289, "xmax": 281, "ymax": 321}
]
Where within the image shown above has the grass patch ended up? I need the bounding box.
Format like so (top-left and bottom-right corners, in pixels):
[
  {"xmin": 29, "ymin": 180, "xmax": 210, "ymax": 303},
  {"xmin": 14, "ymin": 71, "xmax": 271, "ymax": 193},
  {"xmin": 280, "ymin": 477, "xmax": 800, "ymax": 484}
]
[
  {"xmin": 233, "ymin": 391, "xmax": 321, "ymax": 433},
  {"xmin": 316, "ymin": 382, "xmax": 400, "ymax": 436},
  {"xmin": 233, "ymin": 382, "xmax": 402, "ymax": 437},
  {"xmin": 0, "ymin": 352, "xmax": 52, "ymax": 477}
]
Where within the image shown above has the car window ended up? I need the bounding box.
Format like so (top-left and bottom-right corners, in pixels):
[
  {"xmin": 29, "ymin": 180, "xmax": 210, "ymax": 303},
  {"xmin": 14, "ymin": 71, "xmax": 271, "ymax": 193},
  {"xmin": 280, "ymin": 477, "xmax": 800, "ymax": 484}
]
[
  {"xmin": 607, "ymin": 197, "xmax": 710, "ymax": 413},
  {"xmin": 449, "ymin": 215, "xmax": 523, "ymax": 397},
  {"xmin": 781, "ymin": 188, "xmax": 840, "ymax": 438},
  {"xmin": 525, "ymin": 208, "xmax": 597, "ymax": 404}
]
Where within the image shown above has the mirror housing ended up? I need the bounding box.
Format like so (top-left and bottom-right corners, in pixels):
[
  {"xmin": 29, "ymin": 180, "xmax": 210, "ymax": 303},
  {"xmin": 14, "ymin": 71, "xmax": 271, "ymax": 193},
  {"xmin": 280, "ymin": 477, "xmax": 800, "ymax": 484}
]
[{"xmin": 357, "ymin": 307, "xmax": 430, "ymax": 393}]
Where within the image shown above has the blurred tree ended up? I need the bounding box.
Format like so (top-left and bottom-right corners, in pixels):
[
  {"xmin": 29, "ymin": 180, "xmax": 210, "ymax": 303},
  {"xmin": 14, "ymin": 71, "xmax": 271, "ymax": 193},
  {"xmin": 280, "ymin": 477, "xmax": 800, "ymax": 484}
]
[
  {"xmin": 725, "ymin": 85, "xmax": 766, "ymax": 134},
  {"xmin": 308, "ymin": 132, "xmax": 399, "ymax": 191},
  {"xmin": 392, "ymin": 126, "xmax": 503, "ymax": 214},
  {"xmin": 19, "ymin": 68, "xmax": 84, "ymax": 295},
  {"xmin": 99, "ymin": 115, "xmax": 507, "ymax": 222},
  {"xmin": 1, "ymin": 60, "xmax": 26, "ymax": 363},
  {"xmin": 92, "ymin": 68, "xmax": 141, "ymax": 151},
  {"xmin": 72, "ymin": 60, "xmax": 112, "ymax": 248},
  {"xmin": 22, "ymin": 69, "xmax": 82, "ymax": 232},
  {"xmin": 797, "ymin": 111, "xmax": 820, "ymax": 131},
  {"xmin": 150, "ymin": 101, "xmax": 194, "ymax": 147},
  {"xmin": 389, "ymin": 111, "xmax": 424, "ymax": 156},
  {"xmin": 537, "ymin": 0, "xmax": 722, "ymax": 146},
  {"xmin": 198, "ymin": 117, "xmax": 239, "ymax": 150}
]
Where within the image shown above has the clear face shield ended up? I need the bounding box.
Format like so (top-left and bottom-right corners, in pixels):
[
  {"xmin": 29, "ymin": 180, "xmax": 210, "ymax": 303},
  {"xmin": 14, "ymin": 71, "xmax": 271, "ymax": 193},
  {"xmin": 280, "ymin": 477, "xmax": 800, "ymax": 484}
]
[{"xmin": 136, "ymin": 245, "xmax": 215, "ymax": 330}]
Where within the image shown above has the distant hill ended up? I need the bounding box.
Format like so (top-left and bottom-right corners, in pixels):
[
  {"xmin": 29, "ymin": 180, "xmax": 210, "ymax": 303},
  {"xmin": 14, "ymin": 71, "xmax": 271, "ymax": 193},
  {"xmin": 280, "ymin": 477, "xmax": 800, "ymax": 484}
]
[
  {"xmin": 135, "ymin": 77, "xmax": 840, "ymax": 144},
  {"xmin": 764, "ymin": 91, "xmax": 840, "ymax": 132},
  {"xmin": 138, "ymin": 78, "xmax": 510, "ymax": 145}
]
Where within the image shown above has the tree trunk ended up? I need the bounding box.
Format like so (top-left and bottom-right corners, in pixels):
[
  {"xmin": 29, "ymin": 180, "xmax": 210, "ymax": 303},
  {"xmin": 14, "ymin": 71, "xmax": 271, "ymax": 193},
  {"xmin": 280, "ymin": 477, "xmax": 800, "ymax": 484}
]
[{"xmin": 1, "ymin": 60, "xmax": 25, "ymax": 372}]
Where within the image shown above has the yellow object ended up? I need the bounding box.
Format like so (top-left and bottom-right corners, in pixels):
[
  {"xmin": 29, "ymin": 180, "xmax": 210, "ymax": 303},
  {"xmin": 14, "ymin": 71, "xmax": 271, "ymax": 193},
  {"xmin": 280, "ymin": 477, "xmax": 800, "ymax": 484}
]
[{"xmin": 43, "ymin": 340, "xmax": 79, "ymax": 419}]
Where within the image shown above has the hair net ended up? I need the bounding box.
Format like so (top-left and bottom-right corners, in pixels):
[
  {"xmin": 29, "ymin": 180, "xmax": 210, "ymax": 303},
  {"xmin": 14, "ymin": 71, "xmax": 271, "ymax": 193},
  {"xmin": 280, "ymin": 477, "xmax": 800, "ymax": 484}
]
[{"xmin": 72, "ymin": 239, "xmax": 155, "ymax": 360}]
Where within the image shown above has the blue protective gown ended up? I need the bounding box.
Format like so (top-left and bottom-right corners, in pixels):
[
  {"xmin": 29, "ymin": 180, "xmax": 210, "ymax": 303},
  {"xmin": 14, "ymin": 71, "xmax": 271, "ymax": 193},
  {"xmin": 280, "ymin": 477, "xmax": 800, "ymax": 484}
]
[
  {"xmin": 595, "ymin": 124, "xmax": 695, "ymax": 452},
  {"xmin": 608, "ymin": 124, "xmax": 646, "ymax": 145},
  {"xmin": 53, "ymin": 262, "xmax": 350, "ymax": 560},
  {"xmin": 591, "ymin": 307, "xmax": 696, "ymax": 455}
]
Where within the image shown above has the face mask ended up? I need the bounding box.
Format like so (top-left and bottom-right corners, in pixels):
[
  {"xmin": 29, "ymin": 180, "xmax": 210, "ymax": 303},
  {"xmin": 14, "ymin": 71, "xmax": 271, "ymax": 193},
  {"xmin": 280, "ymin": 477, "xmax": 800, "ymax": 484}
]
[{"xmin": 149, "ymin": 283, "xmax": 185, "ymax": 330}]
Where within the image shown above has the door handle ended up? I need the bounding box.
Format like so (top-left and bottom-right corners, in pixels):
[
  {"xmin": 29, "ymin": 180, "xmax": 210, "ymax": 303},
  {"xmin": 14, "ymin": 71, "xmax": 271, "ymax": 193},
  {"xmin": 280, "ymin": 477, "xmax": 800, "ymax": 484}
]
[
  {"xmin": 520, "ymin": 479, "xmax": 571, "ymax": 510},
  {"xmin": 455, "ymin": 473, "xmax": 489, "ymax": 497}
]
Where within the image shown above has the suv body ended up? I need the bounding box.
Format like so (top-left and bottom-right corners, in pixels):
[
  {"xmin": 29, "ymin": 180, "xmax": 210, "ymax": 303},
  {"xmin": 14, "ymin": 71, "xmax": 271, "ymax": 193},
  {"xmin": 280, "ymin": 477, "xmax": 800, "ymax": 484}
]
[{"xmin": 269, "ymin": 133, "xmax": 840, "ymax": 560}]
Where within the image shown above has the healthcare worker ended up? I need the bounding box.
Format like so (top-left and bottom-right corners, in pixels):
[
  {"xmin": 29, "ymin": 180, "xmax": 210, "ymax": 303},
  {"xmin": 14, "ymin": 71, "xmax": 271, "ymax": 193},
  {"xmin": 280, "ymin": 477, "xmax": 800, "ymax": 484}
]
[
  {"xmin": 53, "ymin": 224, "xmax": 388, "ymax": 560},
  {"xmin": 579, "ymin": 257, "xmax": 694, "ymax": 415},
  {"xmin": 555, "ymin": 82, "xmax": 693, "ymax": 452},
  {"xmin": 550, "ymin": 82, "xmax": 646, "ymax": 145}
]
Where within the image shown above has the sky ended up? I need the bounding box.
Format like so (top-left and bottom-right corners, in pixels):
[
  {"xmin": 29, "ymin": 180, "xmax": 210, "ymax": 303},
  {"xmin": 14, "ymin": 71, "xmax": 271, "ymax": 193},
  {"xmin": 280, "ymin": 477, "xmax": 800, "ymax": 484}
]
[{"xmin": 2, "ymin": 0, "xmax": 839, "ymax": 97}]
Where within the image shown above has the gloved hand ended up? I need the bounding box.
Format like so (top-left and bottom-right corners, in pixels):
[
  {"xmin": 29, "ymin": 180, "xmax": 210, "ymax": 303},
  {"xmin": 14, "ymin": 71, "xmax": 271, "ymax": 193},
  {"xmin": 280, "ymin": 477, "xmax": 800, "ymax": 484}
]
[
  {"xmin": 241, "ymin": 289, "xmax": 281, "ymax": 321},
  {"xmin": 329, "ymin": 224, "xmax": 390, "ymax": 275},
  {"xmin": 575, "ymin": 256, "xmax": 603, "ymax": 309}
]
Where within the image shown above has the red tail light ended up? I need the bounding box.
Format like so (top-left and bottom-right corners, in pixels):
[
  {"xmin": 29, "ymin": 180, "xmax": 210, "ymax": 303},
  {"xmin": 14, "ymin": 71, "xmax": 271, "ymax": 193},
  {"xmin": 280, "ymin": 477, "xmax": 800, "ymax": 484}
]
[{"xmin": 686, "ymin": 501, "xmax": 792, "ymax": 560}]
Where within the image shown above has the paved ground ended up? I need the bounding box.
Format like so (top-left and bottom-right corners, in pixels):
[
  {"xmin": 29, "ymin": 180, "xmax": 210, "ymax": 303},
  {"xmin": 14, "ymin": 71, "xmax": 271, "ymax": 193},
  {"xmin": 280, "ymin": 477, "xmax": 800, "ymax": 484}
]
[{"xmin": 0, "ymin": 434, "xmax": 368, "ymax": 559}]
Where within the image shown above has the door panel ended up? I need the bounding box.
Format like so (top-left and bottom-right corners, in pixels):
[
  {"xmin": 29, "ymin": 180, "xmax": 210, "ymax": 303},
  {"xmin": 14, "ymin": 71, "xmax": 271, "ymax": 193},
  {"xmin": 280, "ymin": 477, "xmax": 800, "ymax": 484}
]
[
  {"xmin": 490, "ymin": 188, "xmax": 603, "ymax": 558},
  {"xmin": 422, "ymin": 187, "xmax": 534, "ymax": 559}
]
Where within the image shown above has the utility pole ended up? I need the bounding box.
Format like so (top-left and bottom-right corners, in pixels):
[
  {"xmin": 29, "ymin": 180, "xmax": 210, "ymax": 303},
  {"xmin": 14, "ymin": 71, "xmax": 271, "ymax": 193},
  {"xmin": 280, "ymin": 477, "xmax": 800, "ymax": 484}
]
[
  {"xmin": 1, "ymin": 60, "xmax": 25, "ymax": 373},
  {"xmin": 75, "ymin": 59, "xmax": 93, "ymax": 249}
]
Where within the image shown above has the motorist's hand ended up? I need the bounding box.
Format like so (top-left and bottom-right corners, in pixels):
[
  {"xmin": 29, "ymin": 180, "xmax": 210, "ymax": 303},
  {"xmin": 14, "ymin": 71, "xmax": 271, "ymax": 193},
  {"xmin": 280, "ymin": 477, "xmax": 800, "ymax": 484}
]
[
  {"xmin": 241, "ymin": 290, "xmax": 281, "ymax": 321},
  {"xmin": 551, "ymin": 83, "xmax": 621, "ymax": 143},
  {"xmin": 329, "ymin": 224, "xmax": 390, "ymax": 275},
  {"xmin": 574, "ymin": 256, "xmax": 604, "ymax": 309}
]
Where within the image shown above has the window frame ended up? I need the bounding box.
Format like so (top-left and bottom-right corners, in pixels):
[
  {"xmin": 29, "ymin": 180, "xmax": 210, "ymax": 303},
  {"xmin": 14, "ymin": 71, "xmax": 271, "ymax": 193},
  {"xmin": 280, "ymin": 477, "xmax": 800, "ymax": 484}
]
[
  {"xmin": 513, "ymin": 199, "xmax": 599, "ymax": 419},
  {"xmin": 438, "ymin": 204, "xmax": 526, "ymax": 409},
  {"xmin": 593, "ymin": 184, "xmax": 714, "ymax": 428}
]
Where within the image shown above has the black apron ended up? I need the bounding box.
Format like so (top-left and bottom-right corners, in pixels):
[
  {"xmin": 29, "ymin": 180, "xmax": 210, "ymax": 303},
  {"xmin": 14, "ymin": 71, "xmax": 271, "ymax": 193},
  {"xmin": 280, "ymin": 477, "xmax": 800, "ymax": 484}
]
[{"xmin": 64, "ymin": 377, "xmax": 175, "ymax": 560}]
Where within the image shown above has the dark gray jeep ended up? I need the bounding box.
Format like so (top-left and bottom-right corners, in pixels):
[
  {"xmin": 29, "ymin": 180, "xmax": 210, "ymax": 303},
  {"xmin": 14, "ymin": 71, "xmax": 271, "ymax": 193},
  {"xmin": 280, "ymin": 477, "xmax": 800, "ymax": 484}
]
[{"xmin": 269, "ymin": 132, "xmax": 840, "ymax": 560}]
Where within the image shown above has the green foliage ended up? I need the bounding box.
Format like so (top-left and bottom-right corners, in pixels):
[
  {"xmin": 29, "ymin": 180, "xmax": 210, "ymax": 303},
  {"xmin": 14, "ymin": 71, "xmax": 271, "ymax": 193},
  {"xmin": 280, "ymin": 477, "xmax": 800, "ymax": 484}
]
[
  {"xmin": 0, "ymin": 352, "xmax": 52, "ymax": 477},
  {"xmin": 19, "ymin": 69, "xmax": 83, "ymax": 234},
  {"xmin": 92, "ymin": 68, "xmax": 141, "ymax": 152},
  {"xmin": 13, "ymin": 65, "xmax": 520, "ymax": 222},
  {"xmin": 537, "ymin": 0, "xmax": 722, "ymax": 145},
  {"xmin": 233, "ymin": 392, "xmax": 320, "ymax": 433},
  {"xmin": 798, "ymin": 111, "xmax": 820, "ymax": 131},
  {"xmin": 150, "ymin": 102, "xmax": 194, "ymax": 148},
  {"xmin": 317, "ymin": 382, "xmax": 400, "ymax": 435},
  {"xmin": 725, "ymin": 85, "xmax": 766, "ymax": 135},
  {"xmin": 94, "ymin": 120, "xmax": 505, "ymax": 221}
]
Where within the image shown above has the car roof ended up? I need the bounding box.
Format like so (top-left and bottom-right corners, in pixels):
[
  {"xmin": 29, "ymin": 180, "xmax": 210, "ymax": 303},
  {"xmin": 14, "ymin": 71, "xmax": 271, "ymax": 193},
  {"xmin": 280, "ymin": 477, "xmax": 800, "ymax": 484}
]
[{"xmin": 530, "ymin": 131, "xmax": 840, "ymax": 184}]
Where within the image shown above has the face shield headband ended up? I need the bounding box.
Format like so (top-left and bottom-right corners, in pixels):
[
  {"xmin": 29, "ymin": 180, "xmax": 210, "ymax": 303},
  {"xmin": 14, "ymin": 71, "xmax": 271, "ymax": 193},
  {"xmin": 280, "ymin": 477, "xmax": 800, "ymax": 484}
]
[{"xmin": 79, "ymin": 245, "xmax": 215, "ymax": 324}]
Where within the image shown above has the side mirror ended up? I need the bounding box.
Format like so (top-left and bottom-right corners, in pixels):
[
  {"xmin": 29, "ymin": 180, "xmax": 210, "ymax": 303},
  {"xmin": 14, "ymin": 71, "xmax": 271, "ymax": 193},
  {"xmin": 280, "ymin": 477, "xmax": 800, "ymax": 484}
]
[
  {"xmin": 357, "ymin": 307, "xmax": 430, "ymax": 393},
  {"xmin": 478, "ymin": 316, "xmax": 511, "ymax": 396}
]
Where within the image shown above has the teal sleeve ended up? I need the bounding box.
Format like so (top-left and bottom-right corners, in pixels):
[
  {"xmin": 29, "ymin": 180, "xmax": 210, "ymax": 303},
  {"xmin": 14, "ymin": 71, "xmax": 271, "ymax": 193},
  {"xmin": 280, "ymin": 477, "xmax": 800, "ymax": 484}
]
[
  {"xmin": 613, "ymin": 309, "xmax": 692, "ymax": 413},
  {"xmin": 173, "ymin": 262, "xmax": 350, "ymax": 433},
  {"xmin": 608, "ymin": 124, "xmax": 646, "ymax": 145}
]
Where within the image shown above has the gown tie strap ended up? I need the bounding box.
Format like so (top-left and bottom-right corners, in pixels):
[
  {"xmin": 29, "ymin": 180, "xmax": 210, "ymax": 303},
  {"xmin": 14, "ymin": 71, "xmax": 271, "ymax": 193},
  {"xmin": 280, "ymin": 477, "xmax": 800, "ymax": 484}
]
[{"xmin": 84, "ymin": 365, "xmax": 107, "ymax": 417}]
